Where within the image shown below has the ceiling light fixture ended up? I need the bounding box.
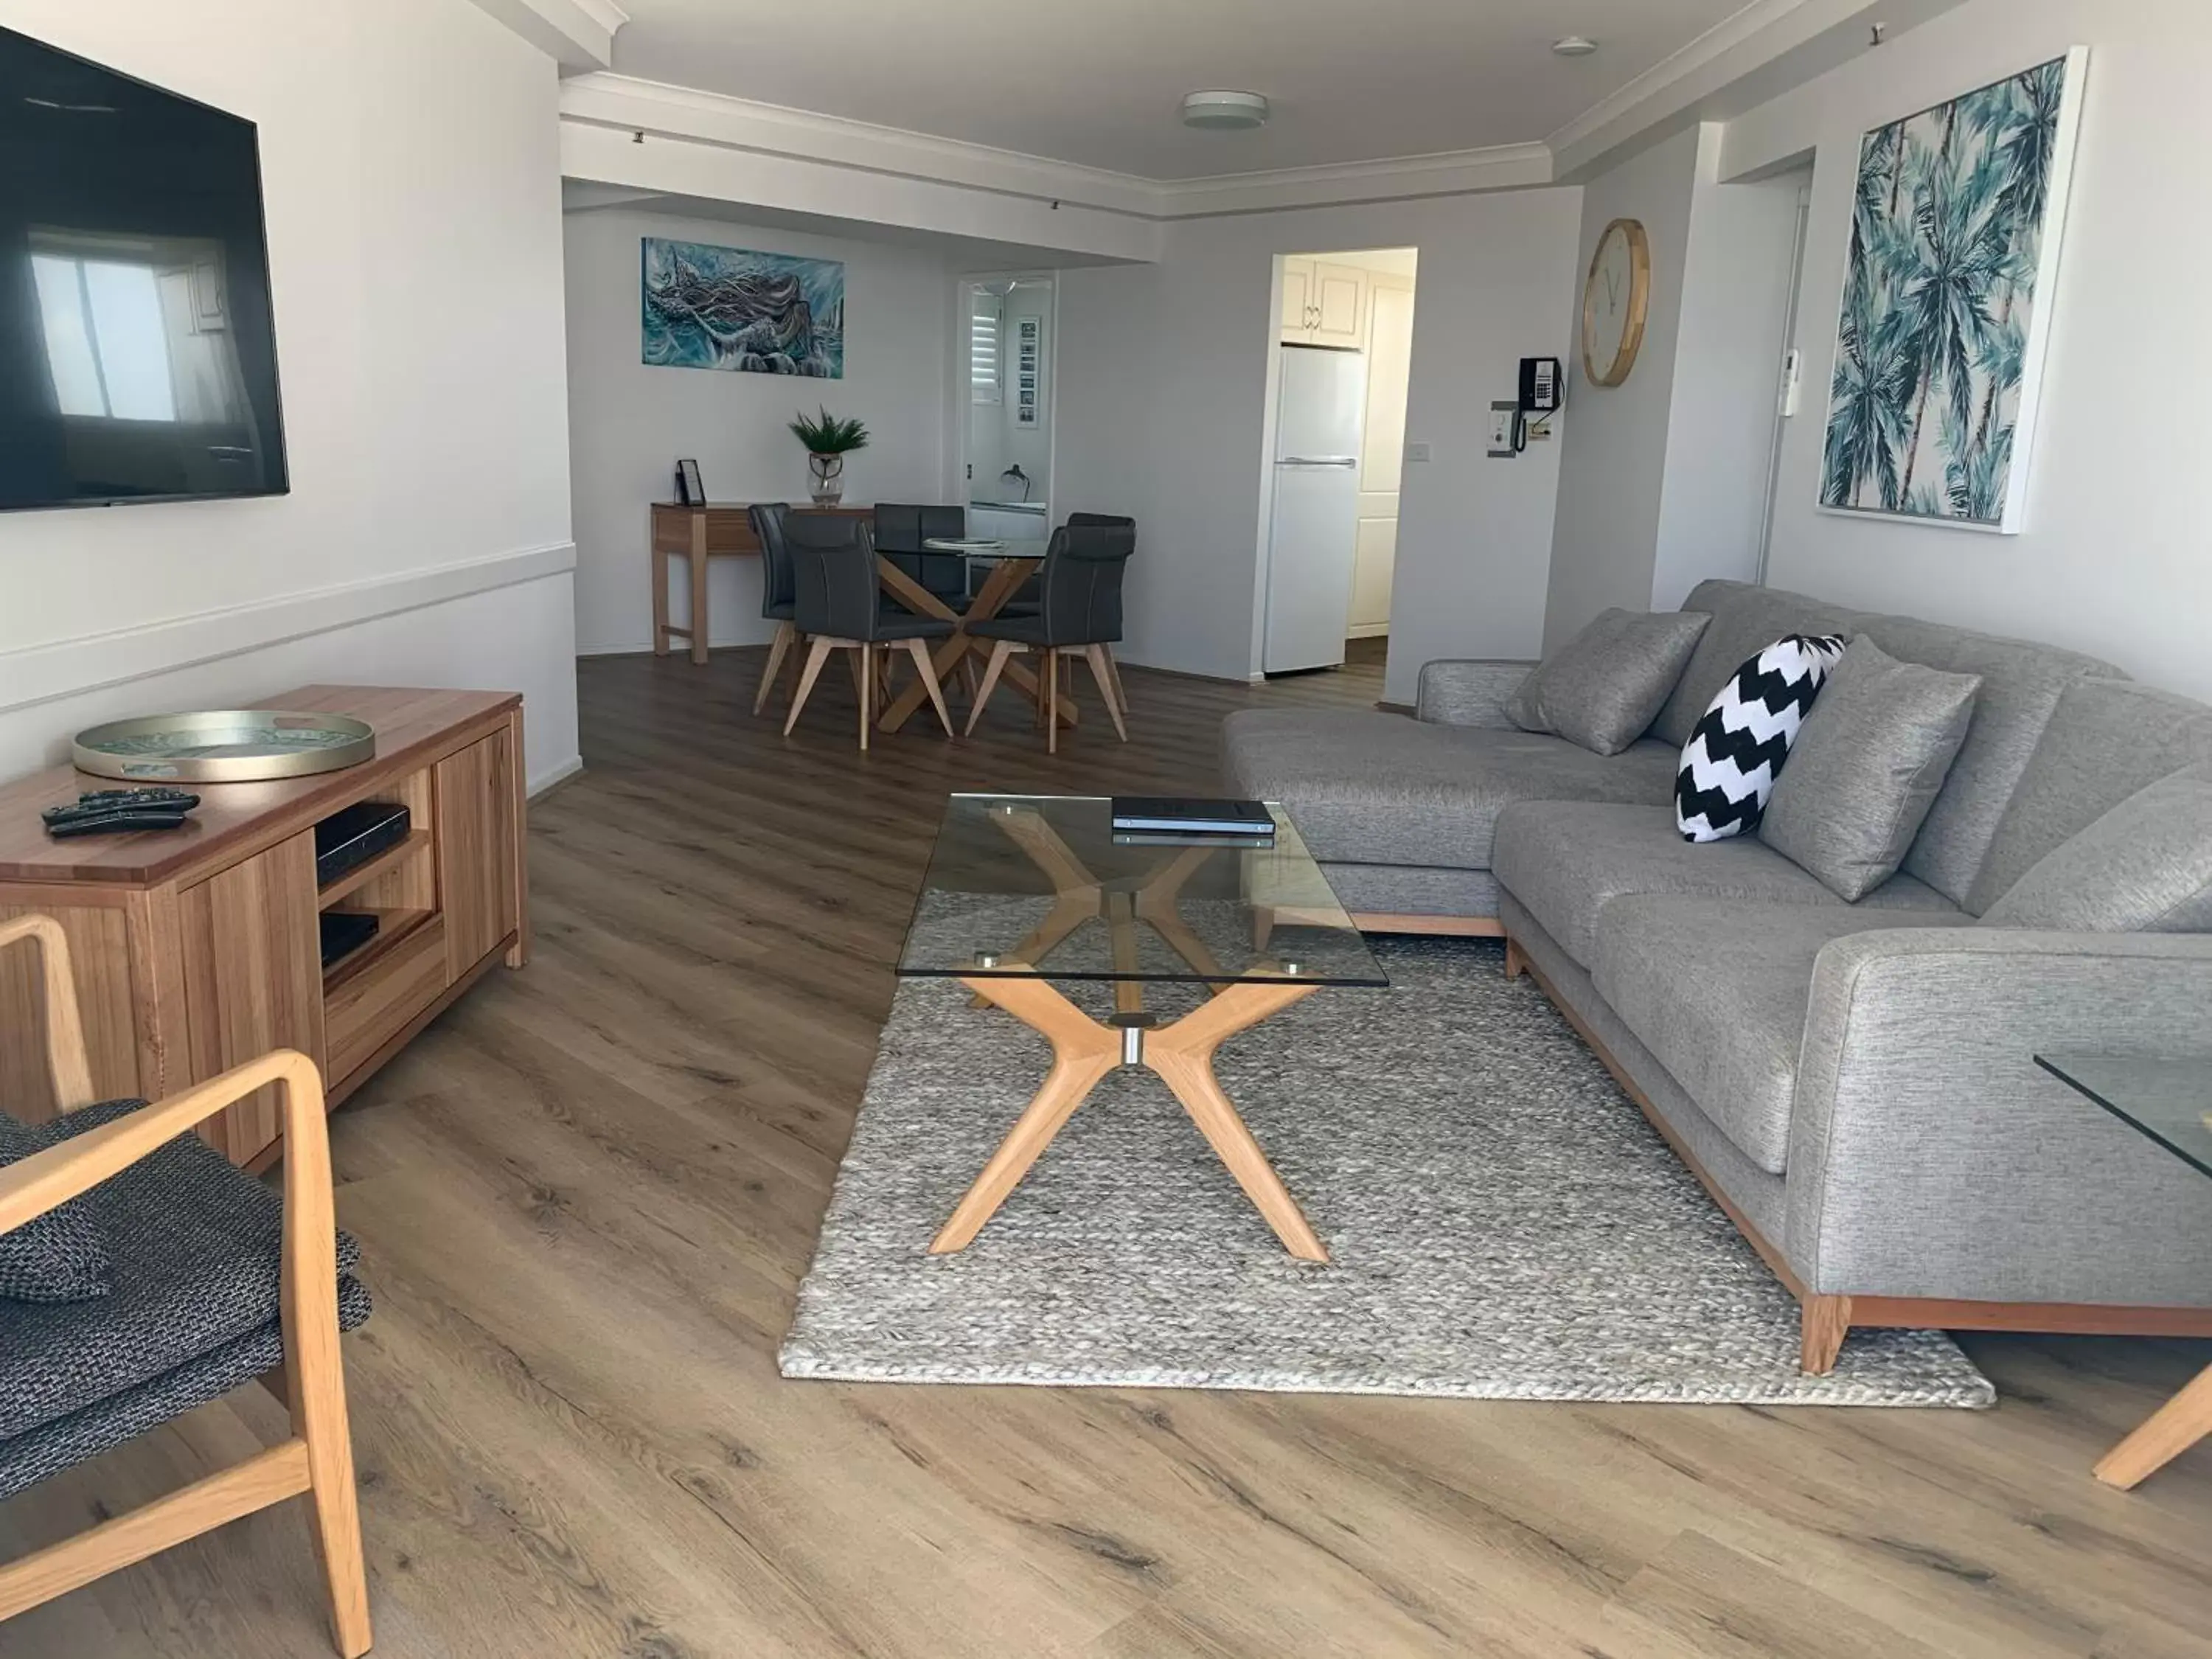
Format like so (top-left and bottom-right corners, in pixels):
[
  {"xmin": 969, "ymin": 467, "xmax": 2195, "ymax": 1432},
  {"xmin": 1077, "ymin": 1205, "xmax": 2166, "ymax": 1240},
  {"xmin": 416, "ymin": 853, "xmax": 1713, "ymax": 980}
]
[
  {"xmin": 1180, "ymin": 90, "xmax": 1269, "ymax": 131},
  {"xmin": 1552, "ymin": 35, "xmax": 1599, "ymax": 57}
]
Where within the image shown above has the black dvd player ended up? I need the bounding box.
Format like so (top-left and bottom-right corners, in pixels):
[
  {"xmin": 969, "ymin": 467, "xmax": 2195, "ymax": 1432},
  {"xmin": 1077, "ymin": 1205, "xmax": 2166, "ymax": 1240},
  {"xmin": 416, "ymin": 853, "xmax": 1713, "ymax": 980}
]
[{"xmin": 313, "ymin": 801, "xmax": 411, "ymax": 886}]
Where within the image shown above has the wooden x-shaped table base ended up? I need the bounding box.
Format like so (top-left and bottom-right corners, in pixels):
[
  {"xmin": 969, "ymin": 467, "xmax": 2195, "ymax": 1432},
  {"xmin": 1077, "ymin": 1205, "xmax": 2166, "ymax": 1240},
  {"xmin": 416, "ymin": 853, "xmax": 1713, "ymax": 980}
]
[
  {"xmin": 931, "ymin": 972, "xmax": 1328, "ymax": 1262},
  {"xmin": 875, "ymin": 557, "xmax": 1077, "ymax": 735}
]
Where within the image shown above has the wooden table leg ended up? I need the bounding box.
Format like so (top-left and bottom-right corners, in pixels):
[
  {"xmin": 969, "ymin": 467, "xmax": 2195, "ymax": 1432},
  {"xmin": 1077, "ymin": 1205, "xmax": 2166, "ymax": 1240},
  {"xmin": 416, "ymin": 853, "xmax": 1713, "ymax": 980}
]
[
  {"xmin": 2096, "ymin": 1363, "xmax": 2212, "ymax": 1489},
  {"xmin": 1145, "ymin": 981, "xmax": 1327, "ymax": 1261},
  {"xmin": 651, "ymin": 537, "xmax": 672, "ymax": 657},
  {"xmin": 933, "ymin": 975, "xmax": 1121, "ymax": 1254},
  {"xmin": 687, "ymin": 515, "xmax": 710, "ymax": 665},
  {"xmin": 932, "ymin": 970, "xmax": 1328, "ymax": 1262}
]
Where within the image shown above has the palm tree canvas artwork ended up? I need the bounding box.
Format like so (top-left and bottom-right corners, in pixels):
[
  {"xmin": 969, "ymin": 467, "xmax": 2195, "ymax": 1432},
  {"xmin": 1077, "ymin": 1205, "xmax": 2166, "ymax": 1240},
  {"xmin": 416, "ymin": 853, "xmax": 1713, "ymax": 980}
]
[{"xmin": 1820, "ymin": 51, "xmax": 2084, "ymax": 533}]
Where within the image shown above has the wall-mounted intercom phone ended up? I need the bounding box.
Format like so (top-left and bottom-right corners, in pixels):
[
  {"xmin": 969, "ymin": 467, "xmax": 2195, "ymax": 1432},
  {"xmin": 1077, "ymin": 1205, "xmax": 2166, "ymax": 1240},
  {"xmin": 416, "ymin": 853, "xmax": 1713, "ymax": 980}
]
[
  {"xmin": 1491, "ymin": 357, "xmax": 1565, "ymax": 456},
  {"xmin": 1519, "ymin": 356, "xmax": 1563, "ymax": 415}
]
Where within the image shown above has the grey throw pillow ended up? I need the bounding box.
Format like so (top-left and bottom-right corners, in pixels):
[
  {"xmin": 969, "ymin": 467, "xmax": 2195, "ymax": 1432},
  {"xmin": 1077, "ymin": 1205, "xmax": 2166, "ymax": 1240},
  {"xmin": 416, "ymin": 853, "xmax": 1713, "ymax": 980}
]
[
  {"xmin": 0, "ymin": 1107, "xmax": 111, "ymax": 1304},
  {"xmin": 1506, "ymin": 608, "xmax": 1711, "ymax": 757},
  {"xmin": 1759, "ymin": 636, "xmax": 1982, "ymax": 902},
  {"xmin": 1981, "ymin": 765, "xmax": 2212, "ymax": 931}
]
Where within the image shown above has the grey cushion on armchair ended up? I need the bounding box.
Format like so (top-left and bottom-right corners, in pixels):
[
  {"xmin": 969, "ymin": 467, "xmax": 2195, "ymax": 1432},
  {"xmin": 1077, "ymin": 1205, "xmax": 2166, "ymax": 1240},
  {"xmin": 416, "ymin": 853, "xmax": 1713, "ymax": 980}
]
[{"xmin": 0, "ymin": 1098, "xmax": 371, "ymax": 1503}]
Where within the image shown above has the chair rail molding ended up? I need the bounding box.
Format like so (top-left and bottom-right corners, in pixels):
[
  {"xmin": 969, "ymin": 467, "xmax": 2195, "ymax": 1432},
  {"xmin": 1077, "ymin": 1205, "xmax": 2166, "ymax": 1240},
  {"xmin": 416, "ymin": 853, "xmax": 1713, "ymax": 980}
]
[{"xmin": 0, "ymin": 543, "xmax": 577, "ymax": 720}]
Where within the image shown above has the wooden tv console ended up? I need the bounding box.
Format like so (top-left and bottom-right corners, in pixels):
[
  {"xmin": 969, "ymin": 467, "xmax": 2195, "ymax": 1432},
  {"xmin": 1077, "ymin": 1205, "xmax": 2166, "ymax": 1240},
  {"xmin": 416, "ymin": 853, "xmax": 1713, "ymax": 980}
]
[{"xmin": 0, "ymin": 686, "xmax": 527, "ymax": 1170}]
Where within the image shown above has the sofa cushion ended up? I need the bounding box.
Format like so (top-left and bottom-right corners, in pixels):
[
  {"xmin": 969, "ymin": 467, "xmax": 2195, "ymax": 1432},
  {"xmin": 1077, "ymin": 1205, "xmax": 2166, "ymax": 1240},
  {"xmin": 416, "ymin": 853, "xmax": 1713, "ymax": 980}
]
[
  {"xmin": 1759, "ymin": 638, "xmax": 1981, "ymax": 902},
  {"xmin": 1966, "ymin": 680, "xmax": 2212, "ymax": 914},
  {"xmin": 1676, "ymin": 633, "xmax": 1848, "ymax": 842},
  {"xmin": 1852, "ymin": 613, "xmax": 2124, "ymax": 907},
  {"xmin": 1982, "ymin": 765, "xmax": 2212, "ymax": 933},
  {"xmin": 1505, "ymin": 608, "xmax": 1711, "ymax": 756},
  {"xmin": 1492, "ymin": 801, "xmax": 1958, "ymax": 968},
  {"xmin": 0, "ymin": 1109, "xmax": 111, "ymax": 1305},
  {"xmin": 1593, "ymin": 899, "xmax": 1978, "ymax": 1175},
  {"xmin": 1651, "ymin": 581, "xmax": 1867, "ymax": 749},
  {"xmin": 1221, "ymin": 709, "xmax": 1677, "ymax": 870}
]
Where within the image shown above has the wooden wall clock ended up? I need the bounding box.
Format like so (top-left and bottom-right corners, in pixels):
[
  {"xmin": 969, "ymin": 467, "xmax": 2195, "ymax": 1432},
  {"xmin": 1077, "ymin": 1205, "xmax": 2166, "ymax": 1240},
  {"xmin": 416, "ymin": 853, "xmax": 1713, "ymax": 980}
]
[{"xmin": 1582, "ymin": 218, "xmax": 1651, "ymax": 387}]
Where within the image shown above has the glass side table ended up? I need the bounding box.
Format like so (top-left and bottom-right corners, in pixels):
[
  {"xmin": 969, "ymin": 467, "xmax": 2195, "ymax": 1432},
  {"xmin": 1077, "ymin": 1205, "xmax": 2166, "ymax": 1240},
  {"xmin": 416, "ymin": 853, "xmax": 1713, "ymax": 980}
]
[{"xmin": 2034, "ymin": 1054, "xmax": 2212, "ymax": 1489}]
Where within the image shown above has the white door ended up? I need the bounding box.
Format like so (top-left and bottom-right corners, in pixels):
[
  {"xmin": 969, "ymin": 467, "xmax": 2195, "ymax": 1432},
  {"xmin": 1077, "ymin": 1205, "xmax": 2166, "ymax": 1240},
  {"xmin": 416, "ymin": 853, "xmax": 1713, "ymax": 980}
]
[{"xmin": 1351, "ymin": 275, "xmax": 1416, "ymax": 636}]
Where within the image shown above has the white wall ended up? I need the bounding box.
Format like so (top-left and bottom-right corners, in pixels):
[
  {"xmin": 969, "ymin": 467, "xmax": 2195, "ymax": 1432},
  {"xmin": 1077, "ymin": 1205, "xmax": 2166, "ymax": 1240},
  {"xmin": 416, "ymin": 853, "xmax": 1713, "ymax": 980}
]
[
  {"xmin": 1055, "ymin": 189, "xmax": 1583, "ymax": 702},
  {"xmin": 1649, "ymin": 150, "xmax": 1806, "ymax": 613},
  {"xmin": 1541, "ymin": 126, "xmax": 1703, "ymax": 653},
  {"xmin": 0, "ymin": 0, "xmax": 580, "ymax": 788},
  {"xmin": 563, "ymin": 207, "xmax": 956, "ymax": 654},
  {"xmin": 1726, "ymin": 0, "xmax": 2212, "ymax": 701}
]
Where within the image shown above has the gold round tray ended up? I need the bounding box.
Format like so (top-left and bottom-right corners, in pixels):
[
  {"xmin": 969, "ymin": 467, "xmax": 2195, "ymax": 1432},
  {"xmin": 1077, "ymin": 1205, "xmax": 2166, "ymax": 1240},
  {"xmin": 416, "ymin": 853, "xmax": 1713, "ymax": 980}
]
[{"xmin": 73, "ymin": 710, "xmax": 378, "ymax": 783}]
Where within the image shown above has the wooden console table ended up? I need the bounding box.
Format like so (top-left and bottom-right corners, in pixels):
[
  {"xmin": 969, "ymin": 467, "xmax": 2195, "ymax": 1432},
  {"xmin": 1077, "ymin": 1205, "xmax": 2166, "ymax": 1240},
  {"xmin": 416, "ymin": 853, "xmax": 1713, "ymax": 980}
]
[
  {"xmin": 650, "ymin": 501, "xmax": 873, "ymax": 664},
  {"xmin": 0, "ymin": 686, "xmax": 528, "ymax": 1170}
]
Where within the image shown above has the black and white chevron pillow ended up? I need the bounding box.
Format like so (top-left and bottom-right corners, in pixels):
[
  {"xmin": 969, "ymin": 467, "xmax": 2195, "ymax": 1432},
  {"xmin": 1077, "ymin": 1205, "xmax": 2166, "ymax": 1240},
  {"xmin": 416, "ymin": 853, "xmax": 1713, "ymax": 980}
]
[{"xmin": 1677, "ymin": 634, "xmax": 1848, "ymax": 843}]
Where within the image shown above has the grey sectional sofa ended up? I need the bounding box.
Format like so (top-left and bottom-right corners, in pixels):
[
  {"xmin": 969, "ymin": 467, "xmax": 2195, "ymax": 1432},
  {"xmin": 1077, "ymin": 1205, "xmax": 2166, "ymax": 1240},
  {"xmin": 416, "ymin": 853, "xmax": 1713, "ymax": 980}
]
[{"xmin": 1223, "ymin": 580, "xmax": 2212, "ymax": 1371}]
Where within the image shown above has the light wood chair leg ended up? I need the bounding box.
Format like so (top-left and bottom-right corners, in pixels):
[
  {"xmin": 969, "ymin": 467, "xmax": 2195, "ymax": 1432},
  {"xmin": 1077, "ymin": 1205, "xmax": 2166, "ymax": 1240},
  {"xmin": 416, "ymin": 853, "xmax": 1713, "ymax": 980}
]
[
  {"xmin": 280, "ymin": 1065, "xmax": 372, "ymax": 1658},
  {"xmin": 1102, "ymin": 646, "xmax": 1129, "ymax": 717},
  {"xmin": 966, "ymin": 640, "xmax": 1018, "ymax": 736},
  {"xmin": 858, "ymin": 644, "xmax": 874, "ymax": 753},
  {"xmin": 784, "ymin": 638, "xmax": 835, "ymax": 736},
  {"xmin": 754, "ymin": 620, "xmax": 796, "ymax": 715},
  {"xmin": 905, "ymin": 638, "xmax": 956, "ymax": 737},
  {"xmin": 1083, "ymin": 644, "xmax": 1128, "ymax": 740},
  {"xmin": 1800, "ymin": 1293, "xmax": 1852, "ymax": 1375},
  {"xmin": 2096, "ymin": 1363, "xmax": 2212, "ymax": 1489}
]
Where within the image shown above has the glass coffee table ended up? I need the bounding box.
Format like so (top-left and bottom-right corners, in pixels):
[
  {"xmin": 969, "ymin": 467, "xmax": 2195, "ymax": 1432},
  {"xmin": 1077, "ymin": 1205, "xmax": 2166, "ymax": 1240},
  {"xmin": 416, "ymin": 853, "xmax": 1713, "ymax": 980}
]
[
  {"xmin": 2035, "ymin": 1054, "xmax": 2212, "ymax": 1489},
  {"xmin": 899, "ymin": 794, "xmax": 1387, "ymax": 1262}
]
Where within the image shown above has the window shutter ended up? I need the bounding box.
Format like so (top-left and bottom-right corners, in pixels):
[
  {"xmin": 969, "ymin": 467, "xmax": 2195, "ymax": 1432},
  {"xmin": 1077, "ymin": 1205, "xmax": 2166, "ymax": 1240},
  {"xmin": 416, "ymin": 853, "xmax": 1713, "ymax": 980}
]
[{"xmin": 970, "ymin": 293, "xmax": 1003, "ymax": 404}]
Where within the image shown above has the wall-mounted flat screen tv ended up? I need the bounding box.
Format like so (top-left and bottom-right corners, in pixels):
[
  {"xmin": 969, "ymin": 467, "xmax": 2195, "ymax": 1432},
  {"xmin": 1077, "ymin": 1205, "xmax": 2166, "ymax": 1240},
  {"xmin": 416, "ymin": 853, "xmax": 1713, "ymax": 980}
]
[{"xmin": 0, "ymin": 26, "xmax": 287, "ymax": 511}]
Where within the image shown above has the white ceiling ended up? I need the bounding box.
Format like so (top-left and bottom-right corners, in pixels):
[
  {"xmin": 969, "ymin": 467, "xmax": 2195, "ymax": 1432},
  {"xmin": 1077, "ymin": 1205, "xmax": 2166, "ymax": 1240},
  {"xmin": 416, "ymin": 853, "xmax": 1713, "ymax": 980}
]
[{"xmin": 605, "ymin": 0, "xmax": 1773, "ymax": 180}]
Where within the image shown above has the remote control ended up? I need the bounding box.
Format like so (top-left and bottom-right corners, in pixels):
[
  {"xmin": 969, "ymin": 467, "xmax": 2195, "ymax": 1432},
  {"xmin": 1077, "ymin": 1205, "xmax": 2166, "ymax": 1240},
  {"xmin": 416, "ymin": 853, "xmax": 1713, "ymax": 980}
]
[
  {"xmin": 45, "ymin": 809, "xmax": 192, "ymax": 839},
  {"xmin": 45, "ymin": 786, "xmax": 201, "ymax": 820}
]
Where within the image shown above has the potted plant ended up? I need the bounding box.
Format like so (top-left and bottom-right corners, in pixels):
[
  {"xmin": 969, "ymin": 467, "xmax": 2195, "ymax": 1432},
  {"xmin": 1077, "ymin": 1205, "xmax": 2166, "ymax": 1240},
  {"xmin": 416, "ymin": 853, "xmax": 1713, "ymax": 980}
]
[{"xmin": 788, "ymin": 407, "xmax": 870, "ymax": 506}]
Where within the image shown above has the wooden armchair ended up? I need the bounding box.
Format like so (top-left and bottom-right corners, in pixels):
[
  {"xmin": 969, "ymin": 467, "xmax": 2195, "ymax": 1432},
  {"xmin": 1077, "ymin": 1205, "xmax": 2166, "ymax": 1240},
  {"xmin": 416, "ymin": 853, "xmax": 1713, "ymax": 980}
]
[{"xmin": 0, "ymin": 914, "xmax": 372, "ymax": 1655}]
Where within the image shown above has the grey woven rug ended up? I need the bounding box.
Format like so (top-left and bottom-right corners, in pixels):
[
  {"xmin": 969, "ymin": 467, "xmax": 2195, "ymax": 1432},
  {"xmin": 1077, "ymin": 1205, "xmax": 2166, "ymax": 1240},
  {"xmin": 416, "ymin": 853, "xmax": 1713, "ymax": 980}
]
[{"xmin": 782, "ymin": 938, "xmax": 1994, "ymax": 1408}]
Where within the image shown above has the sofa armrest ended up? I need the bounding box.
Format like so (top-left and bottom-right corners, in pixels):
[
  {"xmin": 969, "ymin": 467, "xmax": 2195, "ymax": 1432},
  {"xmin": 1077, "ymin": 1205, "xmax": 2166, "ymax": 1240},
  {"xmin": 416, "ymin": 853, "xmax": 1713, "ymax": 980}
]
[
  {"xmin": 1784, "ymin": 928, "xmax": 2212, "ymax": 1304},
  {"xmin": 1414, "ymin": 660, "xmax": 1534, "ymax": 728}
]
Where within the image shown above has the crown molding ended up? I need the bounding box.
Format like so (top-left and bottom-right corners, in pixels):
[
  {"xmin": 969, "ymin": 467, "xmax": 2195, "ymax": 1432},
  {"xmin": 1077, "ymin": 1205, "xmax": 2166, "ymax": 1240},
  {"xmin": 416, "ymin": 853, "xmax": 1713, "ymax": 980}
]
[
  {"xmin": 1154, "ymin": 144, "xmax": 1553, "ymax": 215},
  {"xmin": 1547, "ymin": 0, "xmax": 1969, "ymax": 179},
  {"xmin": 467, "ymin": 0, "xmax": 627, "ymax": 70},
  {"xmin": 560, "ymin": 74, "xmax": 1553, "ymax": 222}
]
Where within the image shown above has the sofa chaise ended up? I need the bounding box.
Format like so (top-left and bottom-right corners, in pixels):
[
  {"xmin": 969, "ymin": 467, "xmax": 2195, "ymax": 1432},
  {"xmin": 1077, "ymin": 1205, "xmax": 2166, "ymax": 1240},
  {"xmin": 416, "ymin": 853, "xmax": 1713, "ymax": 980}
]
[{"xmin": 1223, "ymin": 580, "xmax": 2212, "ymax": 1370}]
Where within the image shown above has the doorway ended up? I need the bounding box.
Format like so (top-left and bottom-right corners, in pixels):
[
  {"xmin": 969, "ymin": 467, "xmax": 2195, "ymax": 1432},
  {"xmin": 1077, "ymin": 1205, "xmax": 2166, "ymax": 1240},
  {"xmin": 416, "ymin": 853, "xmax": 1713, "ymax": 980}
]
[
  {"xmin": 961, "ymin": 274, "xmax": 1054, "ymax": 565},
  {"xmin": 1261, "ymin": 248, "xmax": 1417, "ymax": 675}
]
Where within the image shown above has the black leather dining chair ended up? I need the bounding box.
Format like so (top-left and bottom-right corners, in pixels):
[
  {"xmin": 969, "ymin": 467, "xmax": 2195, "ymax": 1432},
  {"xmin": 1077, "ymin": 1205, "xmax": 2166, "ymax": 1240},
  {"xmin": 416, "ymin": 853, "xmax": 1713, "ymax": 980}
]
[
  {"xmin": 783, "ymin": 515, "xmax": 958, "ymax": 751},
  {"xmin": 747, "ymin": 503, "xmax": 801, "ymax": 716},
  {"xmin": 965, "ymin": 518, "xmax": 1136, "ymax": 752},
  {"xmin": 874, "ymin": 504, "xmax": 968, "ymax": 607}
]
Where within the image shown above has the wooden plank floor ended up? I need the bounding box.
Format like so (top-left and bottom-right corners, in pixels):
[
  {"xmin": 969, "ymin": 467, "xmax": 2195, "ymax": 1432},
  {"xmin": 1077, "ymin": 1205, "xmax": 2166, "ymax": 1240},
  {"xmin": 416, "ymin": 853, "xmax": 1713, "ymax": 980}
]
[{"xmin": 4, "ymin": 640, "xmax": 2209, "ymax": 1658}]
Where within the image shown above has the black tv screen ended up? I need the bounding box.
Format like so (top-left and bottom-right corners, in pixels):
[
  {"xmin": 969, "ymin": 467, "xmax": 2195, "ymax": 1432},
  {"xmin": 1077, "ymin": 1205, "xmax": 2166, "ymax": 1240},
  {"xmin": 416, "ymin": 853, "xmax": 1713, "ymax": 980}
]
[{"xmin": 0, "ymin": 26, "xmax": 286, "ymax": 511}]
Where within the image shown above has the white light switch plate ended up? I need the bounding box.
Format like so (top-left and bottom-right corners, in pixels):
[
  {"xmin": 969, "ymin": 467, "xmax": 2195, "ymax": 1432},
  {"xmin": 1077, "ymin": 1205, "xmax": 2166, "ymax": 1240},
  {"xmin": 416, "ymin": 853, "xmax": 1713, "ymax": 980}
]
[{"xmin": 1404, "ymin": 441, "xmax": 1432, "ymax": 462}]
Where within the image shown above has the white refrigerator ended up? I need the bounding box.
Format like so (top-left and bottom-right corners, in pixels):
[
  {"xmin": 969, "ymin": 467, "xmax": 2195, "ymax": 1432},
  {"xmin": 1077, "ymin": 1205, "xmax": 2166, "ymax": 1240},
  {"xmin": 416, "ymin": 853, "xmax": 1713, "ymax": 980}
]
[{"xmin": 1262, "ymin": 344, "xmax": 1366, "ymax": 674}]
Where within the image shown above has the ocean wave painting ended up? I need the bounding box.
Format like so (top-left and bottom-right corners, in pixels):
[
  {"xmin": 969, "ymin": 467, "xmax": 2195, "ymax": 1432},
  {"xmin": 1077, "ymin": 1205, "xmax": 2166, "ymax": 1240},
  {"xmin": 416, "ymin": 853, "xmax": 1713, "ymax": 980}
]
[
  {"xmin": 1819, "ymin": 51, "xmax": 2083, "ymax": 534},
  {"xmin": 641, "ymin": 237, "xmax": 844, "ymax": 378}
]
